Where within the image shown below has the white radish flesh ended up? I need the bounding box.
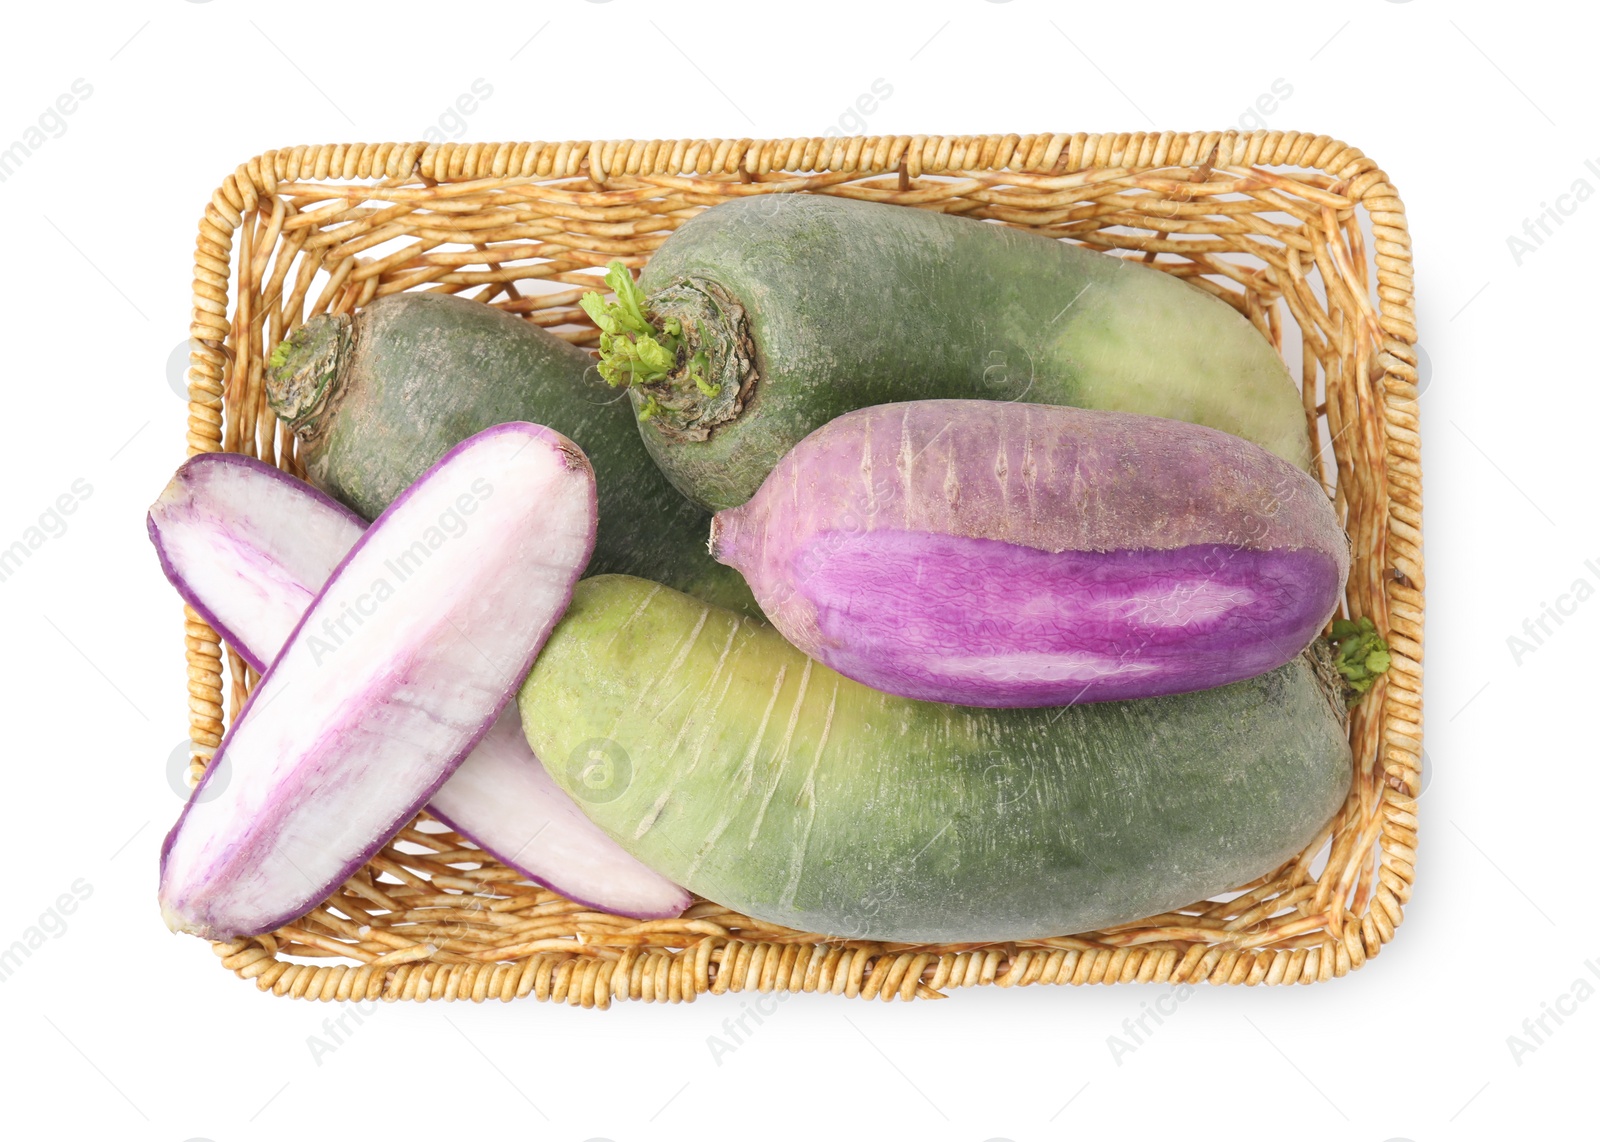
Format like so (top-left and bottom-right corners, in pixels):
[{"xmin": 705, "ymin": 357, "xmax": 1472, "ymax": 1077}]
[
  {"xmin": 148, "ymin": 452, "xmax": 689, "ymax": 920},
  {"xmin": 157, "ymin": 424, "xmax": 599, "ymax": 938}
]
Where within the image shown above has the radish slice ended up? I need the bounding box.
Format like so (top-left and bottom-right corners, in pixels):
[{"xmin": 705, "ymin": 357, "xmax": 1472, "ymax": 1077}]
[
  {"xmin": 157, "ymin": 424, "xmax": 601, "ymax": 938},
  {"xmin": 148, "ymin": 453, "xmax": 364, "ymax": 676},
  {"xmin": 150, "ymin": 450, "xmax": 689, "ymax": 923}
]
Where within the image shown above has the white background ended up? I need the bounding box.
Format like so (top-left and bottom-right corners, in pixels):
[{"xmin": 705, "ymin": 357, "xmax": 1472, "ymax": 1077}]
[{"xmin": 0, "ymin": 1, "xmax": 1592, "ymax": 1139}]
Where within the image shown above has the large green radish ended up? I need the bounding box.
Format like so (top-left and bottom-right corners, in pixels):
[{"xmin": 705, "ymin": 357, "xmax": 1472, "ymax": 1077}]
[
  {"xmin": 265, "ymin": 292, "xmax": 758, "ymax": 616},
  {"xmin": 583, "ymin": 195, "xmax": 1314, "ymax": 511},
  {"xmin": 519, "ymin": 575, "xmax": 1352, "ymax": 943}
]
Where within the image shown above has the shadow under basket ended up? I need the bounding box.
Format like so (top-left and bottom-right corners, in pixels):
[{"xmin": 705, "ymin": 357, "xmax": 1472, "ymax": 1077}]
[{"xmin": 177, "ymin": 132, "xmax": 1423, "ymax": 1005}]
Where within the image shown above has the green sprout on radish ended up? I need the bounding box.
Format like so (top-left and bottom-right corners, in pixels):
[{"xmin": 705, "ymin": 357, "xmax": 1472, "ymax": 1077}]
[
  {"xmin": 579, "ymin": 261, "xmax": 721, "ymax": 401},
  {"xmin": 1329, "ymin": 616, "xmax": 1392, "ymax": 703}
]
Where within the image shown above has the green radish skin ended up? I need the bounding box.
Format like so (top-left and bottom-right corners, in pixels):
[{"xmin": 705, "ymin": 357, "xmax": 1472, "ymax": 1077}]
[
  {"xmin": 612, "ymin": 195, "xmax": 1314, "ymax": 512},
  {"xmin": 519, "ymin": 575, "xmax": 1353, "ymax": 943},
  {"xmin": 265, "ymin": 292, "xmax": 759, "ymax": 617}
]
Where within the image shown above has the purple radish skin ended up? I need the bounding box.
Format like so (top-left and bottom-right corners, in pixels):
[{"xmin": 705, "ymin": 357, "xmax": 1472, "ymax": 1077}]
[
  {"xmin": 711, "ymin": 400, "xmax": 1349, "ymax": 708},
  {"xmin": 158, "ymin": 423, "xmax": 598, "ymax": 938},
  {"xmin": 149, "ymin": 451, "xmax": 688, "ymax": 921}
]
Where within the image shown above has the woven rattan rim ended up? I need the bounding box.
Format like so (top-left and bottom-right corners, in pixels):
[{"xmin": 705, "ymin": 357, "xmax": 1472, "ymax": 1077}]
[{"xmin": 177, "ymin": 132, "xmax": 1421, "ymax": 1004}]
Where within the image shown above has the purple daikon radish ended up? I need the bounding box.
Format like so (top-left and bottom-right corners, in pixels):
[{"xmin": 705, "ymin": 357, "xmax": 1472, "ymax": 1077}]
[
  {"xmin": 710, "ymin": 400, "xmax": 1349, "ymax": 708},
  {"xmin": 158, "ymin": 423, "xmax": 598, "ymax": 938},
  {"xmin": 149, "ymin": 451, "xmax": 689, "ymax": 922}
]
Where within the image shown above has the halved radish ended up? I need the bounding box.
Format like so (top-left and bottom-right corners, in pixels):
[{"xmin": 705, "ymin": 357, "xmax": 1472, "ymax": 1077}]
[
  {"xmin": 157, "ymin": 424, "xmax": 599, "ymax": 938},
  {"xmin": 149, "ymin": 452, "xmax": 690, "ymax": 921}
]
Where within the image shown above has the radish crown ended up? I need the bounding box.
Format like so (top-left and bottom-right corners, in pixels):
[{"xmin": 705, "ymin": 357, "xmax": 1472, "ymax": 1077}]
[
  {"xmin": 580, "ymin": 261, "xmax": 755, "ymax": 440},
  {"xmin": 265, "ymin": 313, "xmax": 354, "ymax": 437}
]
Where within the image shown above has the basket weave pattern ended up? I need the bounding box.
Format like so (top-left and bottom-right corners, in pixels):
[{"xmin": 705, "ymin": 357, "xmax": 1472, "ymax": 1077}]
[{"xmin": 180, "ymin": 132, "xmax": 1422, "ymax": 1004}]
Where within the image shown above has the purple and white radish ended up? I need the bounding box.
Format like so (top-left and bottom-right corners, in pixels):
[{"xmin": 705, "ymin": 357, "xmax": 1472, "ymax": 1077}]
[
  {"xmin": 710, "ymin": 400, "xmax": 1349, "ymax": 708},
  {"xmin": 149, "ymin": 452, "xmax": 690, "ymax": 920},
  {"xmin": 158, "ymin": 423, "xmax": 598, "ymax": 939}
]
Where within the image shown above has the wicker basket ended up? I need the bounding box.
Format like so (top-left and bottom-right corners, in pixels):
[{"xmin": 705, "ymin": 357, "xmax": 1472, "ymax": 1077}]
[{"xmin": 177, "ymin": 132, "xmax": 1422, "ymax": 1005}]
